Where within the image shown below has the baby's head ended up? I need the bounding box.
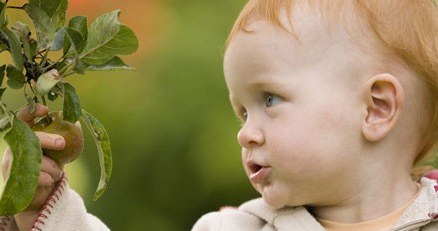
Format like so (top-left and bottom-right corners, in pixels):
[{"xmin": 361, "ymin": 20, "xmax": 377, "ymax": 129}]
[{"xmin": 224, "ymin": 0, "xmax": 438, "ymax": 210}]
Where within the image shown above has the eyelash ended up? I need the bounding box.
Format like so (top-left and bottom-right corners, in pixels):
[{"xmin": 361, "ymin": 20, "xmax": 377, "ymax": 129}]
[
  {"xmin": 265, "ymin": 93, "xmax": 280, "ymax": 107},
  {"xmin": 238, "ymin": 92, "xmax": 280, "ymax": 121},
  {"xmin": 239, "ymin": 110, "xmax": 248, "ymax": 121}
]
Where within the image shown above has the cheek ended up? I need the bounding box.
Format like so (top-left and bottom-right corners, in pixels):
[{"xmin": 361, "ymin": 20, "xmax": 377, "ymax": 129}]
[
  {"xmin": 268, "ymin": 123, "xmax": 318, "ymax": 168},
  {"xmin": 241, "ymin": 149, "xmax": 250, "ymax": 172},
  {"xmin": 267, "ymin": 110, "xmax": 357, "ymax": 170}
]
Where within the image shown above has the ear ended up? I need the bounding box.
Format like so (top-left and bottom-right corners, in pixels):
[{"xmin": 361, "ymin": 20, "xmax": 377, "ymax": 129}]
[{"xmin": 362, "ymin": 74, "xmax": 405, "ymax": 142}]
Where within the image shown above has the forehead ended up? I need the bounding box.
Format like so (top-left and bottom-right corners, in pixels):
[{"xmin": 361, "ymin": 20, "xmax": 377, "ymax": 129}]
[{"xmin": 224, "ymin": 3, "xmax": 364, "ymax": 82}]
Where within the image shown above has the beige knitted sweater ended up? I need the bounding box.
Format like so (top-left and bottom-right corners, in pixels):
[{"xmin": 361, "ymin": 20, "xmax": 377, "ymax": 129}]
[
  {"xmin": 0, "ymin": 175, "xmax": 109, "ymax": 231},
  {"xmin": 192, "ymin": 178, "xmax": 438, "ymax": 231}
]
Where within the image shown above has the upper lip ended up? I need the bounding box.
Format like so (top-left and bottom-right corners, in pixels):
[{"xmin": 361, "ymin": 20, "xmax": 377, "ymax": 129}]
[{"xmin": 246, "ymin": 159, "xmax": 268, "ymax": 174}]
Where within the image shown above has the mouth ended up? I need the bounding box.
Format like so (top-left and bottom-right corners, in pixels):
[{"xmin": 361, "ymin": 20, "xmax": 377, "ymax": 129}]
[{"xmin": 247, "ymin": 161, "xmax": 272, "ymax": 184}]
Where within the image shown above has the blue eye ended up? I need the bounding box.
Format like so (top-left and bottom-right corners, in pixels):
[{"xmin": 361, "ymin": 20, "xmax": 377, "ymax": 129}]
[{"xmin": 265, "ymin": 93, "xmax": 280, "ymax": 107}]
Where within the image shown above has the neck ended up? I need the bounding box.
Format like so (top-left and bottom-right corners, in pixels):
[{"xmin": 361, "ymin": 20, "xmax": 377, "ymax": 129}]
[{"xmin": 310, "ymin": 168, "xmax": 418, "ymax": 223}]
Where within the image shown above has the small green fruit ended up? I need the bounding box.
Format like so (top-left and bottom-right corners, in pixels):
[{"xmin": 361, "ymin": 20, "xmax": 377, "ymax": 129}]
[
  {"xmin": 32, "ymin": 111, "xmax": 84, "ymax": 164},
  {"xmin": 35, "ymin": 69, "xmax": 61, "ymax": 96}
]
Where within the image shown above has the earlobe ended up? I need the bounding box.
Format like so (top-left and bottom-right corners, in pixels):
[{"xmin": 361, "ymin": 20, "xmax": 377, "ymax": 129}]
[{"xmin": 362, "ymin": 74, "xmax": 405, "ymax": 142}]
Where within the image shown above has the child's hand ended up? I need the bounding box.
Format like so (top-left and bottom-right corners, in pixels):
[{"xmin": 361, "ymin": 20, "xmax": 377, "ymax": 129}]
[
  {"xmin": 0, "ymin": 104, "xmax": 65, "ymax": 230},
  {"xmin": 1, "ymin": 150, "xmax": 64, "ymax": 211}
]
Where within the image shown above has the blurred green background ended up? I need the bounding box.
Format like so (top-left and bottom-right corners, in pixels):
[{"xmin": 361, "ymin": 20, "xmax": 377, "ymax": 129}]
[{"xmin": 1, "ymin": 0, "xmax": 260, "ymax": 230}]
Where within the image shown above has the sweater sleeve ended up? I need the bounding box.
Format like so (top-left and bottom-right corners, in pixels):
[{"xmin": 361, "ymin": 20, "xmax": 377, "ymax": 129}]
[
  {"xmin": 0, "ymin": 174, "xmax": 110, "ymax": 231},
  {"xmin": 191, "ymin": 208, "xmax": 268, "ymax": 231}
]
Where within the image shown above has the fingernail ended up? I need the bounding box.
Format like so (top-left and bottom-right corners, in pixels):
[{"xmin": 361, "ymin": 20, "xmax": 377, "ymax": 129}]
[{"xmin": 54, "ymin": 138, "xmax": 65, "ymax": 149}]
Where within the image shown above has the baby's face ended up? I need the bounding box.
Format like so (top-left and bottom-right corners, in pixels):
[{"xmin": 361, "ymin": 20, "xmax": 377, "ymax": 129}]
[{"xmin": 224, "ymin": 8, "xmax": 372, "ymax": 209}]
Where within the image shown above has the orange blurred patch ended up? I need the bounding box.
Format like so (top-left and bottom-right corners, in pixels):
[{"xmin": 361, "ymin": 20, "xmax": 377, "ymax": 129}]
[{"xmin": 67, "ymin": 0, "xmax": 166, "ymax": 61}]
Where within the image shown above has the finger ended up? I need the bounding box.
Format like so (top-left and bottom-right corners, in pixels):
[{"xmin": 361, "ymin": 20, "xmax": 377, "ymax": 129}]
[
  {"xmin": 38, "ymin": 172, "xmax": 55, "ymax": 187},
  {"xmin": 26, "ymin": 186, "xmax": 54, "ymax": 212},
  {"xmin": 35, "ymin": 131, "xmax": 65, "ymax": 150},
  {"xmin": 40, "ymin": 156, "xmax": 63, "ymax": 182},
  {"xmin": 17, "ymin": 104, "xmax": 48, "ymax": 126},
  {"xmin": 75, "ymin": 121, "xmax": 82, "ymax": 129},
  {"xmin": 1, "ymin": 148, "xmax": 11, "ymax": 180}
]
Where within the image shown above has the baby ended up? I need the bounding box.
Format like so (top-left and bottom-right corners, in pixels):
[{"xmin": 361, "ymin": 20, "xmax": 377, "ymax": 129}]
[{"xmin": 193, "ymin": 0, "xmax": 438, "ymax": 230}]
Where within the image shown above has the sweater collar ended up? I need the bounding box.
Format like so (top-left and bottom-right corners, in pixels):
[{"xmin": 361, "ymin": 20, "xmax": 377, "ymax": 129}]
[
  {"xmin": 238, "ymin": 177, "xmax": 438, "ymax": 231},
  {"xmin": 392, "ymin": 177, "xmax": 438, "ymax": 230}
]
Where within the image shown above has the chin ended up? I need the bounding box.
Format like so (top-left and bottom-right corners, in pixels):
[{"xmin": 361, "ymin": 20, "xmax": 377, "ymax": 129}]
[
  {"xmin": 261, "ymin": 188, "xmax": 289, "ymax": 209},
  {"xmin": 261, "ymin": 185, "xmax": 305, "ymax": 209},
  {"xmin": 263, "ymin": 196, "xmax": 287, "ymax": 209}
]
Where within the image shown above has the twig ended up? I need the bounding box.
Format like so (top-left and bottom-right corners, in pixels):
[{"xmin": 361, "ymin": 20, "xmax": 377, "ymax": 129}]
[
  {"xmin": 0, "ymin": 30, "xmax": 9, "ymax": 48},
  {"xmin": 6, "ymin": 5, "xmax": 25, "ymax": 10}
]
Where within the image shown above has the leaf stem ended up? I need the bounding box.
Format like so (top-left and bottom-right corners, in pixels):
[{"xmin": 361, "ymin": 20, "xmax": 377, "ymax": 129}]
[
  {"xmin": 40, "ymin": 95, "xmax": 52, "ymax": 125},
  {"xmin": 27, "ymin": 82, "xmax": 36, "ymax": 95},
  {"xmin": 0, "ymin": 30, "xmax": 9, "ymax": 48},
  {"xmin": 36, "ymin": 50, "xmax": 46, "ymax": 57},
  {"xmin": 40, "ymin": 50, "xmax": 49, "ymax": 67},
  {"xmin": 41, "ymin": 96, "xmax": 47, "ymax": 107},
  {"xmin": 61, "ymin": 70, "xmax": 76, "ymax": 78},
  {"xmin": 42, "ymin": 57, "xmax": 64, "ymax": 72},
  {"xmin": 59, "ymin": 61, "xmax": 74, "ymax": 75},
  {"xmin": 6, "ymin": 5, "xmax": 25, "ymax": 10}
]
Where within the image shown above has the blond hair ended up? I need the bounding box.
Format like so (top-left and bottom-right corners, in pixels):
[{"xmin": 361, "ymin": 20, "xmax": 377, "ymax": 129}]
[{"xmin": 226, "ymin": 0, "xmax": 438, "ymax": 162}]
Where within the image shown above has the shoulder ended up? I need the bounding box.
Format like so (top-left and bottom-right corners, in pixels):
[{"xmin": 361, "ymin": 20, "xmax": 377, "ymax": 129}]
[
  {"xmin": 191, "ymin": 198, "xmax": 273, "ymax": 231},
  {"xmin": 191, "ymin": 205, "xmax": 265, "ymax": 231},
  {"xmin": 191, "ymin": 198, "xmax": 324, "ymax": 231}
]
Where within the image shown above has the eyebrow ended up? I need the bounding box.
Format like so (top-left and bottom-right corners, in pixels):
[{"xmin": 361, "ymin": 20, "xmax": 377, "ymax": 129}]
[
  {"xmin": 246, "ymin": 79, "xmax": 288, "ymax": 93},
  {"xmin": 228, "ymin": 79, "xmax": 285, "ymax": 107}
]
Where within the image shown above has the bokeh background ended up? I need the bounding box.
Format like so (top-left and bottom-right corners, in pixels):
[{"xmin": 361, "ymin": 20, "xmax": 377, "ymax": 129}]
[{"xmin": 1, "ymin": 0, "xmax": 260, "ymax": 230}]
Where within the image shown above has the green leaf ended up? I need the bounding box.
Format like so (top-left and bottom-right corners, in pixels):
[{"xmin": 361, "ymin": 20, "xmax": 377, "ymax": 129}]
[
  {"xmin": 0, "ymin": 103, "xmax": 10, "ymax": 131},
  {"xmin": 60, "ymin": 28, "xmax": 86, "ymax": 75},
  {"xmin": 80, "ymin": 109, "xmax": 112, "ymax": 201},
  {"xmin": 80, "ymin": 10, "xmax": 138, "ymax": 65},
  {"xmin": 73, "ymin": 59, "xmax": 86, "ymax": 74},
  {"xmin": 6, "ymin": 65, "xmax": 25, "ymax": 89},
  {"xmin": 29, "ymin": 40, "xmax": 38, "ymax": 59},
  {"xmin": 68, "ymin": 16, "xmax": 88, "ymax": 41},
  {"xmin": 50, "ymin": 28, "xmax": 65, "ymax": 51},
  {"xmin": 62, "ymin": 83, "xmax": 81, "ymax": 123},
  {"xmin": 65, "ymin": 17, "xmax": 87, "ymax": 55},
  {"xmin": 86, "ymin": 56, "xmax": 135, "ymax": 71},
  {"xmin": 0, "ymin": 65, "xmax": 6, "ymax": 87},
  {"xmin": 0, "ymin": 116, "xmax": 42, "ymax": 215},
  {"xmin": 28, "ymin": 0, "xmax": 67, "ymax": 27},
  {"xmin": 24, "ymin": 4, "xmax": 57, "ymax": 49},
  {"xmin": 0, "ymin": 43, "xmax": 7, "ymax": 52},
  {"xmin": 0, "ymin": 88, "xmax": 5, "ymax": 99},
  {"xmin": 12, "ymin": 22, "xmax": 32, "ymax": 61},
  {"xmin": 0, "ymin": 2, "xmax": 6, "ymax": 26},
  {"xmin": 1, "ymin": 27, "xmax": 23, "ymax": 72},
  {"xmin": 63, "ymin": 27, "xmax": 85, "ymax": 55}
]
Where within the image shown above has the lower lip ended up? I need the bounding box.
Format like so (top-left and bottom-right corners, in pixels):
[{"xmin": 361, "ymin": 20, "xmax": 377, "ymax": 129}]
[{"xmin": 250, "ymin": 167, "xmax": 272, "ymax": 184}]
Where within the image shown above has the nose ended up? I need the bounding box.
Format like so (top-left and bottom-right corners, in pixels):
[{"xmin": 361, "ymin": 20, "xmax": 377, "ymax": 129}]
[{"xmin": 237, "ymin": 119, "xmax": 265, "ymax": 148}]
